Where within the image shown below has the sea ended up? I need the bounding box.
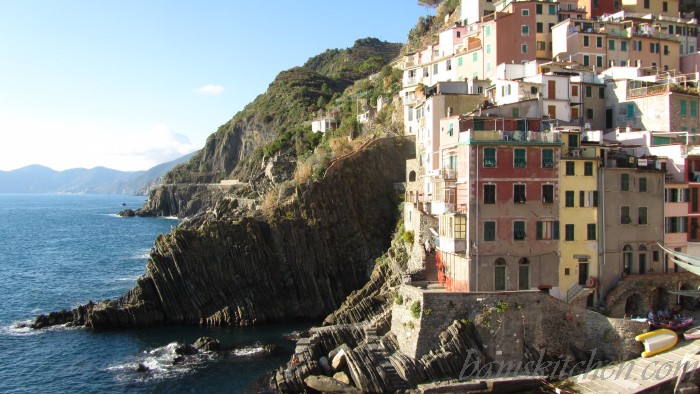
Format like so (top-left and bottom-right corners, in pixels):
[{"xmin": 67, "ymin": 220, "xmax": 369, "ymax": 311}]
[{"xmin": 0, "ymin": 194, "xmax": 308, "ymax": 393}]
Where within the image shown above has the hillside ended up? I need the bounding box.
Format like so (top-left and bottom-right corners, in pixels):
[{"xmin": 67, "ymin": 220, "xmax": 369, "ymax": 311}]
[{"xmin": 0, "ymin": 153, "xmax": 194, "ymax": 195}]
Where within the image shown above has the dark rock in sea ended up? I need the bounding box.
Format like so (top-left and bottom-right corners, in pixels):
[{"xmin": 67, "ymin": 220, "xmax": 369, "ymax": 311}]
[
  {"xmin": 172, "ymin": 356, "xmax": 185, "ymax": 365},
  {"xmin": 193, "ymin": 336, "xmax": 221, "ymax": 351},
  {"xmin": 174, "ymin": 343, "xmax": 198, "ymax": 356},
  {"xmin": 136, "ymin": 363, "xmax": 149, "ymax": 373},
  {"xmin": 30, "ymin": 310, "xmax": 74, "ymax": 329},
  {"xmin": 32, "ymin": 137, "xmax": 412, "ymax": 330},
  {"xmin": 117, "ymin": 209, "xmax": 136, "ymax": 217}
]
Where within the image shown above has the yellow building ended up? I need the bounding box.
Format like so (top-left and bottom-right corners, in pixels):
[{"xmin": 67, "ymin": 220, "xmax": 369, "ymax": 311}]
[{"xmin": 558, "ymin": 130, "xmax": 601, "ymax": 306}]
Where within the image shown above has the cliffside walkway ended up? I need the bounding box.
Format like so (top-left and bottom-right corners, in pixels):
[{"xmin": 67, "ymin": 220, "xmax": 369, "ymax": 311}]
[{"xmin": 559, "ymin": 339, "xmax": 700, "ymax": 393}]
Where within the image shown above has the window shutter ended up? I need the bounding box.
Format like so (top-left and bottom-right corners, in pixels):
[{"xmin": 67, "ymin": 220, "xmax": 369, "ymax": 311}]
[
  {"xmin": 536, "ymin": 221, "xmax": 543, "ymax": 240},
  {"xmin": 553, "ymin": 221, "xmax": 560, "ymax": 240}
]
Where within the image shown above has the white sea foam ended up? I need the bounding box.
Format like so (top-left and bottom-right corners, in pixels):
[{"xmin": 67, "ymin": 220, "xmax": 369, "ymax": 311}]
[
  {"xmin": 106, "ymin": 342, "xmax": 211, "ymax": 383},
  {"xmin": 1, "ymin": 320, "xmax": 76, "ymax": 336},
  {"xmin": 232, "ymin": 344, "xmax": 267, "ymax": 357},
  {"xmin": 114, "ymin": 275, "xmax": 141, "ymax": 283}
]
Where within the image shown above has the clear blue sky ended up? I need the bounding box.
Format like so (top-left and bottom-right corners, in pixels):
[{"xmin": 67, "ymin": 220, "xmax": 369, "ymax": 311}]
[{"xmin": 0, "ymin": 1, "xmax": 429, "ymax": 171}]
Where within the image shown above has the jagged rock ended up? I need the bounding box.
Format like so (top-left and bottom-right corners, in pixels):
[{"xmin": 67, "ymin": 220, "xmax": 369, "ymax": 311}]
[
  {"xmin": 194, "ymin": 336, "xmax": 221, "ymax": 351},
  {"xmin": 33, "ymin": 137, "xmax": 413, "ymax": 330},
  {"xmin": 333, "ymin": 371, "xmax": 352, "ymax": 385},
  {"xmin": 303, "ymin": 375, "xmax": 361, "ymax": 393},
  {"xmin": 174, "ymin": 343, "xmax": 197, "ymax": 356},
  {"xmin": 30, "ymin": 310, "xmax": 74, "ymax": 329},
  {"xmin": 331, "ymin": 349, "xmax": 347, "ymax": 371},
  {"xmin": 118, "ymin": 209, "xmax": 136, "ymax": 217},
  {"xmin": 328, "ymin": 344, "xmax": 351, "ymax": 363},
  {"xmin": 136, "ymin": 363, "xmax": 150, "ymax": 373}
]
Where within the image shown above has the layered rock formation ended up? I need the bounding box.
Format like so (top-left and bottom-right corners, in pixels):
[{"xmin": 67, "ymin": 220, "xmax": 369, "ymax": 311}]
[{"xmin": 31, "ymin": 137, "xmax": 413, "ymax": 329}]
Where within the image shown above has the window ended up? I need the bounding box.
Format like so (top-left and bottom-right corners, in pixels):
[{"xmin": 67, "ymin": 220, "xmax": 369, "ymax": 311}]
[
  {"xmin": 582, "ymin": 191, "xmax": 598, "ymax": 207},
  {"xmin": 514, "ymin": 221, "xmax": 526, "ymax": 240},
  {"xmin": 650, "ymin": 43, "xmax": 659, "ymax": 54},
  {"xmin": 663, "ymin": 1, "xmax": 668, "ymax": 12},
  {"xmin": 621, "ymin": 41, "xmax": 627, "ymax": 51},
  {"xmin": 483, "ymin": 148, "xmax": 496, "ymax": 167},
  {"xmin": 514, "ymin": 149, "xmax": 527, "ymax": 168},
  {"xmin": 542, "ymin": 184, "xmax": 554, "ymax": 204},
  {"xmin": 537, "ymin": 22, "xmax": 543, "ymax": 33},
  {"xmin": 596, "ymin": 56, "xmax": 603, "ymax": 68},
  {"xmin": 522, "ymin": 8, "xmax": 529, "ymax": 16},
  {"xmin": 566, "ymin": 161, "xmax": 575, "ymax": 176},
  {"xmin": 666, "ymin": 217, "xmax": 688, "ymax": 233},
  {"xmin": 639, "ymin": 177, "xmax": 647, "ymax": 192},
  {"xmin": 643, "ymin": 0, "xmax": 649, "ymax": 8},
  {"xmin": 514, "ymin": 184, "xmax": 526, "ymax": 203},
  {"xmin": 485, "ymin": 25, "xmax": 491, "ymax": 37},
  {"xmin": 536, "ymin": 3, "xmax": 542, "ymax": 14},
  {"xmin": 572, "ymin": 85, "xmax": 579, "ymax": 97},
  {"xmin": 692, "ymin": 101, "xmax": 698, "ymax": 117},
  {"xmin": 521, "ymin": 44, "xmax": 528, "ymax": 53},
  {"xmin": 627, "ymin": 103, "xmax": 635, "ymax": 118},
  {"xmin": 518, "ymin": 258, "xmax": 530, "ymax": 290},
  {"xmin": 495, "ymin": 258, "xmax": 506, "ymax": 291},
  {"xmin": 621, "ymin": 206, "xmax": 631, "ymax": 224},
  {"xmin": 584, "ymin": 161, "xmax": 593, "ymax": 176},
  {"xmin": 486, "ymin": 44, "xmax": 491, "ymax": 54},
  {"xmin": 536, "ymin": 220, "xmax": 559, "ymax": 240},
  {"xmin": 599, "ymin": 87, "xmax": 605, "ymax": 99},
  {"xmin": 583, "ymin": 36, "xmax": 590, "ymax": 47},
  {"xmin": 484, "ymin": 184, "xmax": 496, "ymax": 204},
  {"xmin": 587, "ymin": 224, "xmax": 596, "ymax": 240},
  {"xmin": 621, "ymin": 173, "xmax": 629, "ymax": 191},
  {"xmin": 537, "ymin": 41, "xmax": 546, "ymax": 50},
  {"xmin": 472, "ymin": 52, "xmax": 478, "ymax": 62},
  {"xmin": 583, "ymin": 55, "xmax": 590, "ymax": 66},
  {"xmin": 484, "ymin": 221, "xmax": 496, "ymax": 241},
  {"xmin": 542, "ymin": 149, "xmax": 554, "ymax": 168},
  {"xmin": 512, "ymin": 108, "xmax": 520, "ymax": 118},
  {"xmin": 565, "ymin": 191, "xmax": 575, "ymax": 207},
  {"xmin": 585, "ymin": 86, "xmax": 592, "ymax": 97},
  {"xmin": 596, "ymin": 36, "xmax": 603, "ymax": 48},
  {"xmin": 433, "ymin": 64, "xmax": 438, "ymax": 74},
  {"xmin": 565, "ymin": 224, "xmax": 575, "ymax": 241},
  {"xmin": 634, "ymin": 40, "xmax": 642, "ymax": 51},
  {"xmin": 521, "ymin": 25, "xmax": 529, "ymax": 36},
  {"xmin": 609, "ymin": 40, "xmax": 615, "ymax": 50},
  {"xmin": 638, "ymin": 207, "xmax": 648, "ymax": 224},
  {"xmin": 446, "ymin": 59, "xmax": 452, "ymax": 71},
  {"xmin": 549, "ymin": 4, "xmax": 556, "ymax": 14},
  {"xmin": 681, "ymin": 99, "xmax": 688, "ymax": 116},
  {"xmin": 423, "ymin": 66, "xmax": 429, "ymax": 77},
  {"xmin": 587, "ymin": 108, "xmax": 594, "ymax": 119}
]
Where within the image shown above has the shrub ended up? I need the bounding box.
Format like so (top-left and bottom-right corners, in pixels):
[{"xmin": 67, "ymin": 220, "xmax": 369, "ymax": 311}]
[
  {"xmin": 410, "ymin": 301, "xmax": 422, "ymax": 319},
  {"xmin": 402, "ymin": 230, "xmax": 414, "ymax": 245},
  {"xmin": 395, "ymin": 294, "xmax": 404, "ymax": 305}
]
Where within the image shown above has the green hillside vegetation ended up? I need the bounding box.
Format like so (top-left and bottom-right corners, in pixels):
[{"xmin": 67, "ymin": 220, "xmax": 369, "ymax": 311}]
[{"xmin": 164, "ymin": 38, "xmax": 402, "ymax": 185}]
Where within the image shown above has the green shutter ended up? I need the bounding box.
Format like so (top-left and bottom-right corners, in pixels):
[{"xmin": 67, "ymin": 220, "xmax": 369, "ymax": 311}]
[
  {"xmin": 580, "ymin": 191, "xmax": 585, "ymax": 207},
  {"xmin": 536, "ymin": 221, "xmax": 543, "ymax": 240},
  {"xmin": 553, "ymin": 221, "xmax": 560, "ymax": 240}
]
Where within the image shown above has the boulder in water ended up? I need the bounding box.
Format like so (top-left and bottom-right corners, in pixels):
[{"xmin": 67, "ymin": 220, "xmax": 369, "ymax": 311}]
[
  {"xmin": 30, "ymin": 310, "xmax": 73, "ymax": 329},
  {"xmin": 136, "ymin": 363, "xmax": 150, "ymax": 373},
  {"xmin": 304, "ymin": 375, "xmax": 361, "ymax": 393},
  {"xmin": 194, "ymin": 336, "xmax": 221, "ymax": 351},
  {"xmin": 174, "ymin": 343, "xmax": 198, "ymax": 356},
  {"xmin": 117, "ymin": 209, "xmax": 136, "ymax": 217}
]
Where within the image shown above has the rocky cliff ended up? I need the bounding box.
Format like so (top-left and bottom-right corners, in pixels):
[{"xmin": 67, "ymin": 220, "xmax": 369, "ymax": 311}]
[{"xmin": 32, "ymin": 137, "xmax": 413, "ymax": 329}]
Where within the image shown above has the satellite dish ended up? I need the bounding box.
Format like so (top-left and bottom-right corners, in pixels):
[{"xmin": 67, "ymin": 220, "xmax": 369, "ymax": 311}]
[{"xmin": 584, "ymin": 123, "xmax": 591, "ymax": 129}]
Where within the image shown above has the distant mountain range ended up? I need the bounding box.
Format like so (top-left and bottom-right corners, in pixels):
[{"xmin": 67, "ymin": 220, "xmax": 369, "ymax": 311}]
[{"xmin": 0, "ymin": 152, "xmax": 196, "ymax": 195}]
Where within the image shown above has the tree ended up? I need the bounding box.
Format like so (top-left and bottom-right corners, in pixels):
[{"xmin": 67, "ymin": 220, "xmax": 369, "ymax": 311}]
[{"xmin": 417, "ymin": 0, "xmax": 442, "ymax": 7}]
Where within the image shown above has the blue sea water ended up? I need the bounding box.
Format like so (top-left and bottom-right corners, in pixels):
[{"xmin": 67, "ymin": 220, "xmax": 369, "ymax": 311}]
[{"xmin": 0, "ymin": 194, "xmax": 306, "ymax": 393}]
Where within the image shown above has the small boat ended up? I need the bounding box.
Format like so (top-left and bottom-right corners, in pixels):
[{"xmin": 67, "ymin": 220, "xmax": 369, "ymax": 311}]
[
  {"xmin": 121, "ymin": 203, "xmax": 127, "ymax": 206},
  {"xmin": 635, "ymin": 329, "xmax": 678, "ymax": 358},
  {"xmin": 685, "ymin": 326, "xmax": 700, "ymax": 340},
  {"xmin": 648, "ymin": 316, "xmax": 694, "ymax": 331}
]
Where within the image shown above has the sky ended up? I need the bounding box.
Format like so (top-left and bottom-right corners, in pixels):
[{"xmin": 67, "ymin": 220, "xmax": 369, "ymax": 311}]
[{"xmin": 0, "ymin": 1, "xmax": 429, "ymax": 172}]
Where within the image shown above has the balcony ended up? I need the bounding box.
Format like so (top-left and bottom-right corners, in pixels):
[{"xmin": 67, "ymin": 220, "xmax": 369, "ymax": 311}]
[
  {"xmin": 463, "ymin": 130, "xmax": 562, "ymax": 144},
  {"xmin": 404, "ymin": 77, "xmax": 418, "ymax": 87},
  {"xmin": 438, "ymin": 168, "xmax": 457, "ymax": 180}
]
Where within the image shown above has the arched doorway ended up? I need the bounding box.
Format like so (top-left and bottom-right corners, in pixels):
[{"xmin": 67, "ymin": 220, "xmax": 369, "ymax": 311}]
[
  {"xmin": 638, "ymin": 245, "xmax": 647, "ymax": 274},
  {"xmin": 408, "ymin": 170, "xmax": 416, "ymax": 182},
  {"xmin": 679, "ymin": 284, "xmax": 700, "ymax": 310},
  {"xmin": 623, "ymin": 245, "xmax": 633, "ymax": 275}
]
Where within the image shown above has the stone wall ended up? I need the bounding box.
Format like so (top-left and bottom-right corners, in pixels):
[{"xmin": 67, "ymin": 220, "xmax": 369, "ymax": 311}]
[
  {"xmin": 604, "ymin": 272, "xmax": 700, "ymax": 317},
  {"xmin": 391, "ymin": 285, "xmax": 646, "ymax": 363}
]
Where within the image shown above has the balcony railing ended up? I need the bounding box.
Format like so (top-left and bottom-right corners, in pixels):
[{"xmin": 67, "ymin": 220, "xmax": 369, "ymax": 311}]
[
  {"xmin": 466, "ymin": 130, "xmax": 562, "ymax": 143},
  {"xmin": 438, "ymin": 168, "xmax": 457, "ymax": 179},
  {"xmin": 404, "ymin": 77, "xmax": 418, "ymax": 86}
]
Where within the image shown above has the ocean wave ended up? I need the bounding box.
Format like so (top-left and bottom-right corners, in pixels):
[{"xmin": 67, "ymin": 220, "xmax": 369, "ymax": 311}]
[
  {"xmin": 106, "ymin": 342, "xmax": 213, "ymax": 383},
  {"xmin": 158, "ymin": 216, "xmax": 179, "ymax": 221},
  {"xmin": 114, "ymin": 275, "xmax": 141, "ymax": 283},
  {"xmin": 101, "ymin": 214, "xmax": 122, "ymax": 218},
  {"xmin": 1, "ymin": 320, "xmax": 76, "ymax": 336},
  {"xmin": 232, "ymin": 345, "xmax": 268, "ymax": 357},
  {"xmin": 132, "ymin": 250, "xmax": 151, "ymax": 260}
]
